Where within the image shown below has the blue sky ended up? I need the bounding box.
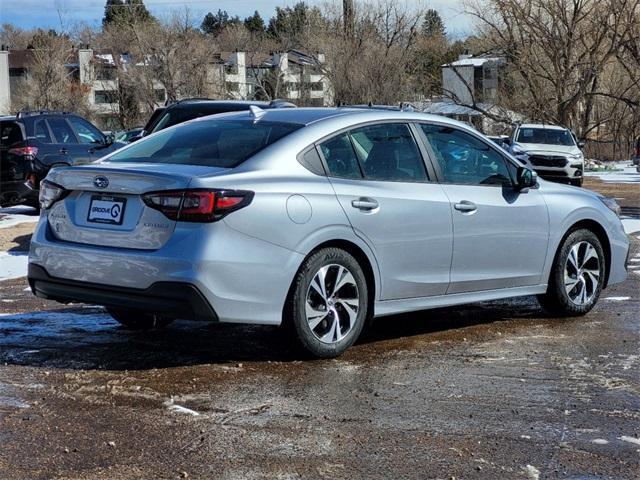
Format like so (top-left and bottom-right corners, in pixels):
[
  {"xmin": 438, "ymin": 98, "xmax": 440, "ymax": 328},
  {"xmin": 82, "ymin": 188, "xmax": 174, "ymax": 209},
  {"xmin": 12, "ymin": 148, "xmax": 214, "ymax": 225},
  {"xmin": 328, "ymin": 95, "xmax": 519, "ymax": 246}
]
[{"xmin": 0, "ymin": 0, "xmax": 473, "ymax": 37}]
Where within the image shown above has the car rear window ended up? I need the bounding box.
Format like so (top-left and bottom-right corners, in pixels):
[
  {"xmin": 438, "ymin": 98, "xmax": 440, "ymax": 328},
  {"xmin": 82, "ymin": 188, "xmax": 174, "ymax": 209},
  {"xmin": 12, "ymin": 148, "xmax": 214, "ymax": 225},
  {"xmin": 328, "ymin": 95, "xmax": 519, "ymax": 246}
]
[{"xmin": 106, "ymin": 119, "xmax": 302, "ymax": 168}]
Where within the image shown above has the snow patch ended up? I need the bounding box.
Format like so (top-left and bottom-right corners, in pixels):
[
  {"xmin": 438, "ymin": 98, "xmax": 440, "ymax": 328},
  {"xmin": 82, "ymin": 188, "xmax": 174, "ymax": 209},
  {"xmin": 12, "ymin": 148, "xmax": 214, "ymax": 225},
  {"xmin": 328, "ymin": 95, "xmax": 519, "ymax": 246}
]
[
  {"xmin": 591, "ymin": 438, "xmax": 609, "ymax": 445},
  {"xmin": 604, "ymin": 296, "xmax": 630, "ymax": 301},
  {"xmin": 524, "ymin": 464, "xmax": 540, "ymax": 480},
  {"xmin": 619, "ymin": 436, "xmax": 640, "ymax": 446},
  {"xmin": 585, "ymin": 163, "xmax": 640, "ymax": 183},
  {"xmin": 622, "ymin": 218, "xmax": 640, "ymax": 234},
  {"xmin": 0, "ymin": 205, "xmax": 39, "ymax": 229},
  {"xmin": 0, "ymin": 252, "xmax": 29, "ymax": 281}
]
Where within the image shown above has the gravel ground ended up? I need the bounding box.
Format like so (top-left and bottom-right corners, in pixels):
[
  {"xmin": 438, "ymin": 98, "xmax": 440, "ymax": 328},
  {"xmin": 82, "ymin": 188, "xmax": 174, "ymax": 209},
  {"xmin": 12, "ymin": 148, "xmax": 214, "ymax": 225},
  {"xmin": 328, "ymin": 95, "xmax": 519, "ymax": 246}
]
[{"xmin": 0, "ymin": 176, "xmax": 638, "ymax": 479}]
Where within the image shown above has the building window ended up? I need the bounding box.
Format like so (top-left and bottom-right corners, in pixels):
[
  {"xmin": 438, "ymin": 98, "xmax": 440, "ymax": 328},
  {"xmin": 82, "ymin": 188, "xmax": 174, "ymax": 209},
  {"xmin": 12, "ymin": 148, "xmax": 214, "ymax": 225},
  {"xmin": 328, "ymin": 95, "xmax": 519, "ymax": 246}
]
[
  {"xmin": 94, "ymin": 90, "xmax": 117, "ymax": 104},
  {"xmin": 226, "ymin": 82, "xmax": 239, "ymax": 92},
  {"xmin": 154, "ymin": 89, "xmax": 166, "ymax": 103},
  {"xmin": 310, "ymin": 82, "xmax": 324, "ymax": 91},
  {"xmin": 225, "ymin": 64, "xmax": 238, "ymax": 75},
  {"xmin": 96, "ymin": 66, "xmax": 117, "ymax": 81}
]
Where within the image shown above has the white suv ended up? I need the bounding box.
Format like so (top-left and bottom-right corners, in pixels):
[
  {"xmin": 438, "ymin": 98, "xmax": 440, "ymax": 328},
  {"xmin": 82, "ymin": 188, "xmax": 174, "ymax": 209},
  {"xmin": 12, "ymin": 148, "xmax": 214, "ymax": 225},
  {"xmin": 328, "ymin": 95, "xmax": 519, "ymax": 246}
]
[{"xmin": 508, "ymin": 124, "xmax": 585, "ymax": 187}]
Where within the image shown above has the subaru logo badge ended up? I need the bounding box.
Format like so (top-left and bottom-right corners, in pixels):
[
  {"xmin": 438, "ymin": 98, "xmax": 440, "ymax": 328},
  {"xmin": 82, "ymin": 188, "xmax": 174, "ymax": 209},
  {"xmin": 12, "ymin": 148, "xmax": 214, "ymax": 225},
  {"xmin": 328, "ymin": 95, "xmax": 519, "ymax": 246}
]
[{"xmin": 94, "ymin": 176, "xmax": 109, "ymax": 189}]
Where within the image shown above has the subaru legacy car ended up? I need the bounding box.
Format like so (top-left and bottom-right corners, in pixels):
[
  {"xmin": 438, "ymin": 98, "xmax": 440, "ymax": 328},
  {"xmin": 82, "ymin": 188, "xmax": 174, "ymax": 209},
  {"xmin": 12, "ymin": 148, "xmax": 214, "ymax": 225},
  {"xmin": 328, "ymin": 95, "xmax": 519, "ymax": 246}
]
[
  {"xmin": 28, "ymin": 108, "xmax": 629, "ymax": 357},
  {"xmin": 508, "ymin": 123, "xmax": 585, "ymax": 187}
]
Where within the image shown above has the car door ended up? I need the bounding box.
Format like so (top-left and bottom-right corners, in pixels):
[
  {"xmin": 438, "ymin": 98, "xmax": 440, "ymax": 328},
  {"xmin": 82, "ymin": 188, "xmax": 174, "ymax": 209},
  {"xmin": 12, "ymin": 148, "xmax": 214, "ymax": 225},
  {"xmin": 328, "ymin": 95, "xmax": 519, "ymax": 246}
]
[
  {"xmin": 418, "ymin": 123, "xmax": 550, "ymax": 294},
  {"xmin": 45, "ymin": 117, "xmax": 92, "ymax": 166},
  {"xmin": 318, "ymin": 122, "xmax": 453, "ymax": 300},
  {"xmin": 66, "ymin": 116, "xmax": 111, "ymax": 162}
]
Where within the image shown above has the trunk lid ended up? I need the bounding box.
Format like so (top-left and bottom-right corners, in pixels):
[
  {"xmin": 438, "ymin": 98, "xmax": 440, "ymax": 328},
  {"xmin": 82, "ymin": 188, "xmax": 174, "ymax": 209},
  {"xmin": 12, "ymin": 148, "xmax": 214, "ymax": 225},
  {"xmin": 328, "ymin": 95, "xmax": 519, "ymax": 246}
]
[{"xmin": 45, "ymin": 163, "xmax": 228, "ymax": 250}]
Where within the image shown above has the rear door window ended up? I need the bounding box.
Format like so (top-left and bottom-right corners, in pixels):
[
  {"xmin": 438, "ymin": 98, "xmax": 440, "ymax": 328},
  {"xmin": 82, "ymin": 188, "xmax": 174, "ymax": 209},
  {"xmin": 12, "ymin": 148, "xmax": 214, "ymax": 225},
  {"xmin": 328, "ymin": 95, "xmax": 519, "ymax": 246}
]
[
  {"xmin": 319, "ymin": 133, "xmax": 363, "ymax": 179},
  {"xmin": 349, "ymin": 123, "xmax": 428, "ymax": 182},
  {"xmin": 107, "ymin": 119, "xmax": 301, "ymax": 168},
  {"xmin": 34, "ymin": 120, "xmax": 52, "ymax": 143},
  {"xmin": 47, "ymin": 118, "xmax": 78, "ymax": 144}
]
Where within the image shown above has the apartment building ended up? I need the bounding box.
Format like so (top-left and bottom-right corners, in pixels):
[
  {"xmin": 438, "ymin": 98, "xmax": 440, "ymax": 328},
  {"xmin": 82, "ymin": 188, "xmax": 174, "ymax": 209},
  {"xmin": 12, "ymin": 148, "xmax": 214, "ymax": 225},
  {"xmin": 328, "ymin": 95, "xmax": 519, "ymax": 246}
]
[{"xmin": 0, "ymin": 45, "xmax": 333, "ymax": 129}]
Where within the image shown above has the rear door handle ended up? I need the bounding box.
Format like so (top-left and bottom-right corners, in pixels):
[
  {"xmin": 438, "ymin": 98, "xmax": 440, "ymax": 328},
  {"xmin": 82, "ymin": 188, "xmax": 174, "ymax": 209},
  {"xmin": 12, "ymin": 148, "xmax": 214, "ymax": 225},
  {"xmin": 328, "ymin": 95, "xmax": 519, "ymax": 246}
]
[
  {"xmin": 454, "ymin": 200, "xmax": 478, "ymax": 213},
  {"xmin": 351, "ymin": 197, "xmax": 379, "ymax": 211},
  {"xmin": 59, "ymin": 148, "xmax": 68, "ymax": 155}
]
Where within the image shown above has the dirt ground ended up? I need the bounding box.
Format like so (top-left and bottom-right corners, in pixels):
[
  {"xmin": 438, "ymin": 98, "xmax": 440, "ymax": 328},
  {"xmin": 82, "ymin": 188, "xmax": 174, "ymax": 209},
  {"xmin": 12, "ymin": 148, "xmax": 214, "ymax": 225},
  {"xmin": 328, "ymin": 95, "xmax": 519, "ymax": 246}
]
[{"xmin": 0, "ymin": 176, "xmax": 638, "ymax": 479}]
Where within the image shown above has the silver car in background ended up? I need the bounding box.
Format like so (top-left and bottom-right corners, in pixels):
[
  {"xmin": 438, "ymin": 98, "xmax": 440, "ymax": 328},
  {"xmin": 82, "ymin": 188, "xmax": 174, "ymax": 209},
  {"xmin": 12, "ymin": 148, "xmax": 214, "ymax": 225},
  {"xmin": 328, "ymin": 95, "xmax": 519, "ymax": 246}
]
[{"xmin": 28, "ymin": 108, "xmax": 629, "ymax": 357}]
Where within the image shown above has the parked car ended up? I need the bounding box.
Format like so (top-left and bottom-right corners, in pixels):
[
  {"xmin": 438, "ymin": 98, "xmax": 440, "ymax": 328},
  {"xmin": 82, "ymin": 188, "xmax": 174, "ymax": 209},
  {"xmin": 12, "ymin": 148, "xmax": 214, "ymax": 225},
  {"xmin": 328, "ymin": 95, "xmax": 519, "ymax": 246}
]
[
  {"xmin": 115, "ymin": 127, "xmax": 143, "ymax": 144},
  {"xmin": 28, "ymin": 108, "xmax": 629, "ymax": 358},
  {"xmin": 507, "ymin": 123, "xmax": 585, "ymax": 187},
  {"xmin": 0, "ymin": 111, "xmax": 123, "ymax": 207},
  {"xmin": 133, "ymin": 99, "xmax": 296, "ymax": 141}
]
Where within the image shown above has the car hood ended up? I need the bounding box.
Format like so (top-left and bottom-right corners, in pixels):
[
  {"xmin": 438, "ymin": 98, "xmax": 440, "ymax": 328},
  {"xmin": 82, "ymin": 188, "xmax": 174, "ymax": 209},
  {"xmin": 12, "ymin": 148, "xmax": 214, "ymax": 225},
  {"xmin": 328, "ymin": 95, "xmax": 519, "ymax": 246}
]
[{"xmin": 515, "ymin": 143, "xmax": 582, "ymax": 156}]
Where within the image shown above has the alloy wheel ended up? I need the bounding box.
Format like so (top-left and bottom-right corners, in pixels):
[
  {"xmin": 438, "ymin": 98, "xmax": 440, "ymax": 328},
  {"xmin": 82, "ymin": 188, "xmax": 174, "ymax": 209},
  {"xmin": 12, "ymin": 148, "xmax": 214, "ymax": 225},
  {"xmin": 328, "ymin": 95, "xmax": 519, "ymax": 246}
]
[
  {"xmin": 305, "ymin": 264, "xmax": 359, "ymax": 344},
  {"xmin": 564, "ymin": 241, "xmax": 601, "ymax": 306}
]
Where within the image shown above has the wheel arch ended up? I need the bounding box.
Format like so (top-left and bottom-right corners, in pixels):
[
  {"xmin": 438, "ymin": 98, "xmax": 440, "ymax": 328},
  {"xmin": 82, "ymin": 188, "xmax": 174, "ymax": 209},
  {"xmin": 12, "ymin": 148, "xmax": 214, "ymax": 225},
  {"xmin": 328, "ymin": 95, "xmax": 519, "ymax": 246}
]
[
  {"xmin": 285, "ymin": 238, "xmax": 379, "ymax": 323},
  {"xmin": 554, "ymin": 219, "xmax": 612, "ymax": 288}
]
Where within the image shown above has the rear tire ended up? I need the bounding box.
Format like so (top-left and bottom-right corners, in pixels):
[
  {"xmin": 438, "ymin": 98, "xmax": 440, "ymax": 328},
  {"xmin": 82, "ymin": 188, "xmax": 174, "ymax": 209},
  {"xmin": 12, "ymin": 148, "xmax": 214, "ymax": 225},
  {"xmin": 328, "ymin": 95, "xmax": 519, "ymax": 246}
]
[
  {"xmin": 538, "ymin": 229, "xmax": 605, "ymax": 316},
  {"xmin": 107, "ymin": 308, "xmax": 174, "ymax": 330},
  {"xmin": 285, "ymin": 248, "xmax": 368, "ymax": 358}
]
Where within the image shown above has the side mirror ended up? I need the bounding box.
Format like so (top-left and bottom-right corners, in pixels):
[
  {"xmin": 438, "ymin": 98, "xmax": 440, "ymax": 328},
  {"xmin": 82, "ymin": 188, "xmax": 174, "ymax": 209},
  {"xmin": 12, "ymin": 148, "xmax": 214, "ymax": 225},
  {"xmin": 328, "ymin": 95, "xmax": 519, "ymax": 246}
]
[
  {"xmin": 517, "ymin": 166, "xmax": 537, "ymax": 190},
  {"xmin": 577, "ymin": 140, "xmax": 586, "ymax": 149}
]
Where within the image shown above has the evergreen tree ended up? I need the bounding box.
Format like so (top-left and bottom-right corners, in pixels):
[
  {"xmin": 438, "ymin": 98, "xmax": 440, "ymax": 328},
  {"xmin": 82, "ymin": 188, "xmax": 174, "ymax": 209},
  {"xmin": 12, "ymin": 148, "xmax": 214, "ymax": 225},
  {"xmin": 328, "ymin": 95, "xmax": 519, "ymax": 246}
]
[
  {"xmin": 422, "ymin": 9, "xmax": 446, "ymax": 38},
  {"xmin": 201, "ymin": 9, "xmax": 241, "ymax": 36},
  {"xmin": 244, "ymin": 11, "xmax": 266, "ymax": 34},
  {"xmin": 103, "ymin": 0, "xmax": 154, "ymax": 27},
  {"xmin": 267, "ymin": 2, "xmax": 313, "ymax": 40}
]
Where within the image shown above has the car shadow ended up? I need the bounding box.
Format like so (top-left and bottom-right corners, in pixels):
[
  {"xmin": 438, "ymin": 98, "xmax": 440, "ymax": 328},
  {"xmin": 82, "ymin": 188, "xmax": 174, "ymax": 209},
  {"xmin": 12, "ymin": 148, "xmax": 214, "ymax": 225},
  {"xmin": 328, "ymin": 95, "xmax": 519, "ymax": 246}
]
[
  {"xmin": 0, "ymin": 296, "xmax": 549, "ymax": 371},
  {"xmin": 7, "ymin": 233, "xmax": 33, "ymax": 253}
]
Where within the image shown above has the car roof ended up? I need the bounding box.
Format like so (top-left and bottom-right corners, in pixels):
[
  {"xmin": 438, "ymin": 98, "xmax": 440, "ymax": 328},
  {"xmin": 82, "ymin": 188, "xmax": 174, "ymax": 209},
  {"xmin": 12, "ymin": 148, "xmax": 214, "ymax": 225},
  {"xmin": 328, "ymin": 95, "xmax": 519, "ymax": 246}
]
[
  {"xmin": 198, "ymin": 107, "xmax": 476, "ymax": 130},
  {"xmin": 518, "ymin": 123, "xmax": 567, "ymax": 131},
  {"xmin": 166, "ymin": 99, "xmax": 295, "ymax": 110}
]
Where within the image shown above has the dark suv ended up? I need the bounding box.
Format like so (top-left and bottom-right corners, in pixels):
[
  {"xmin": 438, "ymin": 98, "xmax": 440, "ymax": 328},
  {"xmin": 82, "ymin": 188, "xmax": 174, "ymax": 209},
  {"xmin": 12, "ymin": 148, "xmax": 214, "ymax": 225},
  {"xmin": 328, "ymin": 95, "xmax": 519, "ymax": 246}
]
[
  {"xmin": 0, "ymin": 111, "xmax": 122, "ymax": 207},
  {"xmin": 136, "ymin": 99, "xmax": 296, "ymax": 140}
]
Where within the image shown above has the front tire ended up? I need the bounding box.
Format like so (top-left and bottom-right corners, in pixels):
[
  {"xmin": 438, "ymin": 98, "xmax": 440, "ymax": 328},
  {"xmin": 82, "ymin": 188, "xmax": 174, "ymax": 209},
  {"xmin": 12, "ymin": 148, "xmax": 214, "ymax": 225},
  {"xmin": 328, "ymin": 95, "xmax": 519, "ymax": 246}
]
[
  {"xmin": 285, "ymin": 248, "xmax": 368, "ymax": 358},
  {"xmin": 538, "ymin": 229, "xmax": 605, "ymax": 316},
  {"xmin": 107, "ymin": 308, "xmax": 174, "ymax": 330}
]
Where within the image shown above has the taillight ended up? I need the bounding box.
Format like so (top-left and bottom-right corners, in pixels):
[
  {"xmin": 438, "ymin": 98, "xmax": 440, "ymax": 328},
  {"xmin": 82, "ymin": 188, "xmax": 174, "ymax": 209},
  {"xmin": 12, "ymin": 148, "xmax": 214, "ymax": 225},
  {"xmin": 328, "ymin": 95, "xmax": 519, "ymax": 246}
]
[
  {"xmin": 142, "ymin": 189, "xmax": 253, "ymax": 222},
  {"xmin": 8, "ymin": 146, "xmax": 38, "ymax": 158},
  {"xmin": 39, "ymin": 180, "xmax": 69, "ymax": 209}
]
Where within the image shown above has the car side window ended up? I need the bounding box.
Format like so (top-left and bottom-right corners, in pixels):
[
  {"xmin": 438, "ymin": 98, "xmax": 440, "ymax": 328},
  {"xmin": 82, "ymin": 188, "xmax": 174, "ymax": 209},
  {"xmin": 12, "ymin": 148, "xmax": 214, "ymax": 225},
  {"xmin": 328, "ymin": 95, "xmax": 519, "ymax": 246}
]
[
  {"xmin": 349, "ymin": 123, "xmax": 428, "ymax": 182},
  {"xmin": 34, "ymin": 120, "xmax": 52, "ymax": 143},
  {"xmin": 68, "ymin": 117, "xmax": 104, "ymax": 144},
  {"xmin": 319, "ymin": 132, "xmax": 363, "ymax": 179},
  {"xmin": 420, "ymin": 124, "xmax": 513, "ymax": 186},
  {"xmin": 0, "ymin": 121, "xmax": 23, "ymax": 147},
  {"xmin": 47, "ymin": 118, "xmax": 78, "ymax": 144}
]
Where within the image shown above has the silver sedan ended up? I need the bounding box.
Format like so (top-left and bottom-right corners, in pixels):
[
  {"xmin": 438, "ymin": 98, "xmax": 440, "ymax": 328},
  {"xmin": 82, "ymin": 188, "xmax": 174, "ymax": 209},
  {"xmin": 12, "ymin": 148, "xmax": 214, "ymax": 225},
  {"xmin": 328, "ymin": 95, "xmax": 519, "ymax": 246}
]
[{"xmin": 28, "ymin": 108, "xmax": 629, "ymax": 357}]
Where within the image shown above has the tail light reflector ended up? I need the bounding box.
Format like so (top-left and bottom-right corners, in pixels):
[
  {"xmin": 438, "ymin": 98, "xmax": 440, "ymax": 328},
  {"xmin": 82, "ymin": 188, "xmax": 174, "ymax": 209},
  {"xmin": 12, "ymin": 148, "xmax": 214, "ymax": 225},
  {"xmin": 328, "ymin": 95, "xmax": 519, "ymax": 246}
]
[
  {"xmin": 8, "ymin": 146, "xmax": 38, "ymax": 157},
  {"xmin": 39, "ymin": 180, "xmax": 69, "ymax": 209},
  {"xmin": 142, "ymin": 189, "xmax": 253, "ymax": 222}
]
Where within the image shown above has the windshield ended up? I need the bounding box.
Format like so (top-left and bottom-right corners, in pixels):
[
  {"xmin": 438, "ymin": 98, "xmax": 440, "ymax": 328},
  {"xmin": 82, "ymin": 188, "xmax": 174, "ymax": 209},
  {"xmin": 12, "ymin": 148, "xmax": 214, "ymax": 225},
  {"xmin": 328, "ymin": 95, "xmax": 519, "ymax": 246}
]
[
  {"xmin": 106, "ymin": 119, "xmax": 301, "ymax": 168},
  {"xmin": 516, "ymin": 128, "xmax": 575, "ymax": 146}
]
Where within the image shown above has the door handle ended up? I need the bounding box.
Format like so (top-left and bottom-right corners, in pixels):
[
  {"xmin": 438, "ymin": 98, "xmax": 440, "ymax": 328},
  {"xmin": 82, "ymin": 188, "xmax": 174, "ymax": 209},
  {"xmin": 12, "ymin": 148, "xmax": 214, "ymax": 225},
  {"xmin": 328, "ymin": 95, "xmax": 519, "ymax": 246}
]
[
  {"xmin": 59, "ymin": 148, "xmax": 68, "ymax": 155},
  {"xmin": 454, "ymin": 200, "xmax": 478, "ymax": 213},
  {"xmin": 351, "ymin": 197, "xmax": 379, "ymax": 211}
]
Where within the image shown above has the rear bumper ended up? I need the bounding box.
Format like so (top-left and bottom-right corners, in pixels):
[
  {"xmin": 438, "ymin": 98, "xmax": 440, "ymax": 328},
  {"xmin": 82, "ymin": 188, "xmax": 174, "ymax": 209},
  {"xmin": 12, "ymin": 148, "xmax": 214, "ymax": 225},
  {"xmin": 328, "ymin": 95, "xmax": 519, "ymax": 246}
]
[{"xmin": 29, "ymin": 264, "xmax": 218, "ymax": 321}]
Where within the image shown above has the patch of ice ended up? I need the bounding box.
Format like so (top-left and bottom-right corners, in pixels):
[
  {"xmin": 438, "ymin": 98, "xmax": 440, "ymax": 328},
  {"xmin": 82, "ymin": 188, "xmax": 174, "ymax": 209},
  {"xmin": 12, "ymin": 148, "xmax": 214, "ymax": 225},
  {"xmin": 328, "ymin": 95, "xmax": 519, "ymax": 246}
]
[
  {"xmin": 0, "ymin": 252, "xmax": 29, "ymax": 281},
  {"xmin": 164, "ymin": 399, "xmax": 200, "ymax": 416},
  {"xmin": 604, "ymin": 297, "xmax": 630, "ymax": 301},
  {"xmin": 591, "ymin": 438, "xmax": 609, "ymax": 445},
  {"xmin": 586, "ymin": 164, "xmax": 640, "ymax": 183},
  {"xmin": 619, "ymin": 436, "xmax": 640, "ymax": 446}
]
